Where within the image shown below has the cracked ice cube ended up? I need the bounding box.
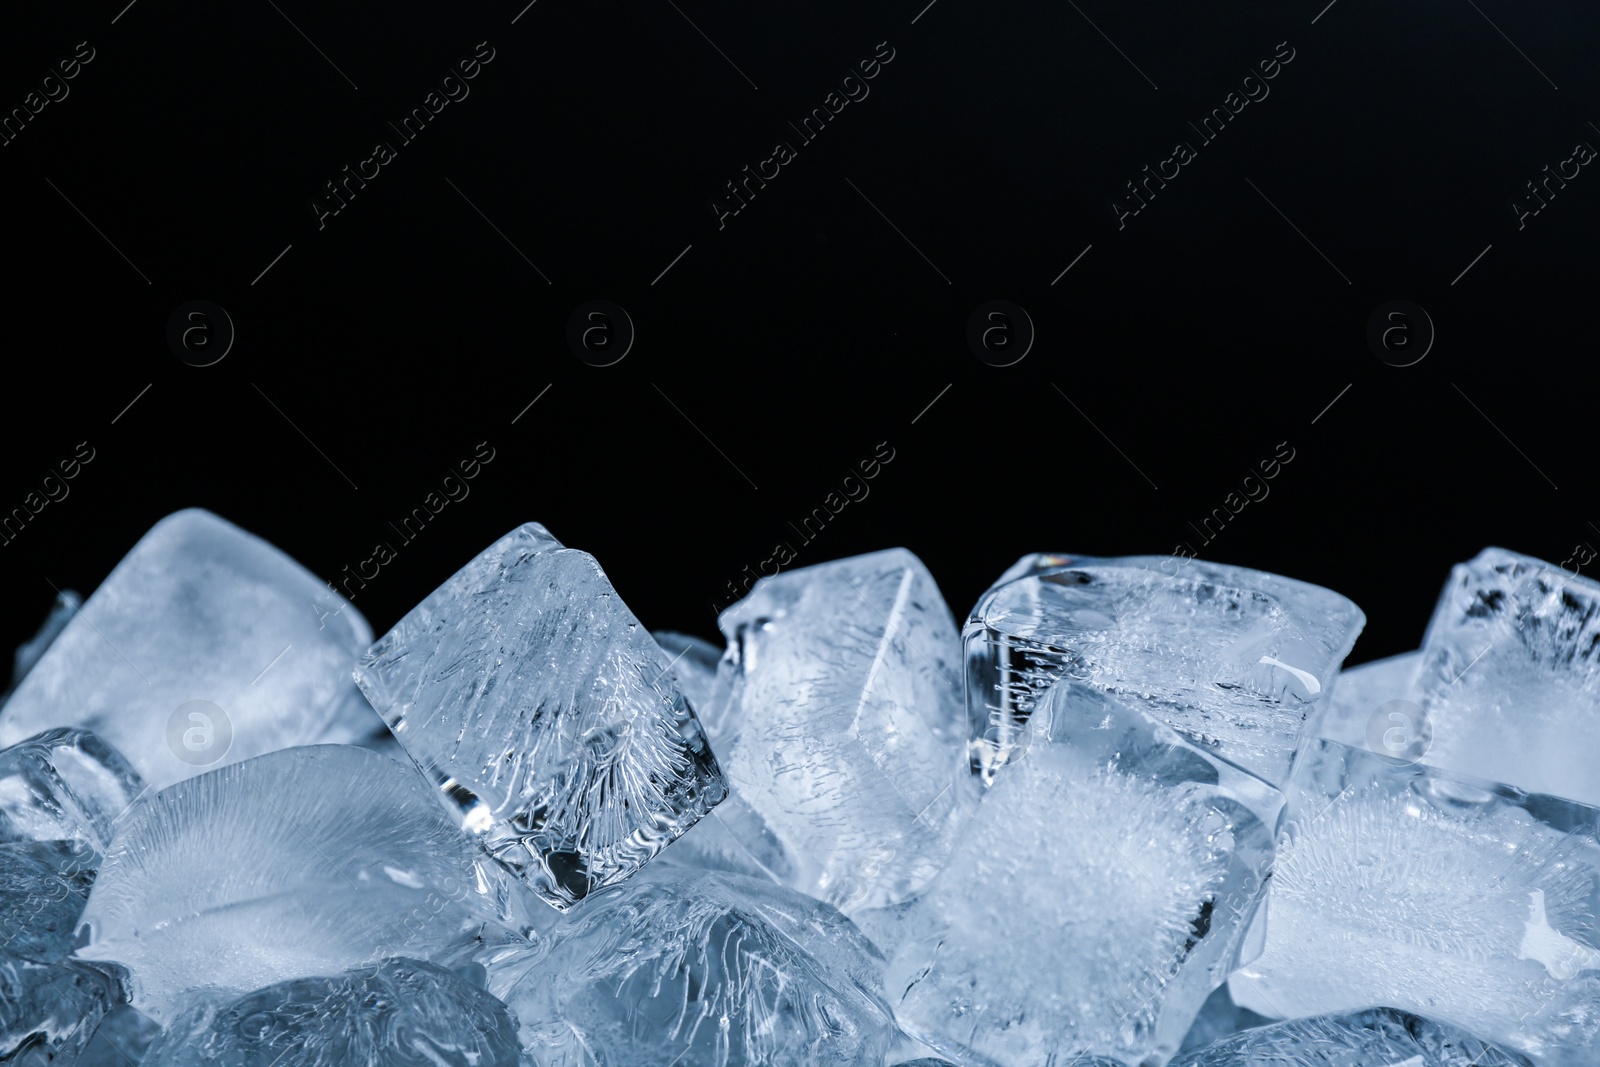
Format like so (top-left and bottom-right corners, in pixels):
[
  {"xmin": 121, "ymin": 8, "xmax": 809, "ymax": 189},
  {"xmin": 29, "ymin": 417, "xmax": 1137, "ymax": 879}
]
[
  {"xmin": 713, "ymin": 548, "xmax": 970, "ymax": 912},
  {"xmin": 140, "ymin": 957, "xmax": 524, "ymax": 1067},
  {"xmin": 885, "ymin": 680, "xmax": 1281, "ymax": 1067},
  {"xmin": 0, "ymin": 509, "xmax": 375, "ymax": 789},
  {"xmin": 480, "ymin": 866, "xmax": 895, "ymax": 1067},
  {"xmin": 77, "ymin": 744, "xmax": 537, "ymax": 1020},
  {"xmin": 1411, "ymin": 547, "xmax": 1600, "ymax": 805},
  {"xmin": 964, "ymin": 553, "xmax": 1364, "ymax": 786},
  {"xmin": 1230, "ymin": 739, "xmax": 1600, "ymax": 1067},
  {"xmin": 354, "ymin": 523, "xmax": 726, "ymax": 911},
  {"xmin": 1172, "ymin": 1008, "xmax": 1530, "ymax": 1067}
]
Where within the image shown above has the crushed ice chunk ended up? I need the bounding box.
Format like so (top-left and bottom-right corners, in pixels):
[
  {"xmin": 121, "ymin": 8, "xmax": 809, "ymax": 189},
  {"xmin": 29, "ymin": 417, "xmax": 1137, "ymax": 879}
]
[
  {"xmin": 1231, "ymin": 738, "xmax": 1600, "ymax": 1066},
  {"xmin": 712, "ymin": 548, "xmax": 970, "ymax": 912},
  {"xmin": 354, "ymin": 522, "xmax": 727, "ymax": 911},
  {"xmin": 965, "ymin": 553, "xmax": 1364, "ymax": 786},
  {"xmin": 1172, "ymin": 1007, "xmax": 1531, "ymax": 1066},
  {"xmin": 481, "ymin": 866, "xmax": 895, "ymax": 1067},
  {"xmin": 0, "ymin": 510, "xmax": 374, "ymax": 789},
  {"xmin": 885, "ymin": 680, "xmax": 1281, "ymax": 1067},
  {"xmin": 139, "ymin": 957, "xmax": 523, "ymax": 1067},
  {"xmin": 77, "ymin": 744, "xmax": 537, "ymax": 1020}
]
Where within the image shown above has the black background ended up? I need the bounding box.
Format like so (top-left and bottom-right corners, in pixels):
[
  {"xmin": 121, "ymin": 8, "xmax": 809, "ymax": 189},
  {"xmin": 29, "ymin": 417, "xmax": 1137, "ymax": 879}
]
[{"xmin": 1, "ymin": 0, "xmax": 1595, "ymax": 664}]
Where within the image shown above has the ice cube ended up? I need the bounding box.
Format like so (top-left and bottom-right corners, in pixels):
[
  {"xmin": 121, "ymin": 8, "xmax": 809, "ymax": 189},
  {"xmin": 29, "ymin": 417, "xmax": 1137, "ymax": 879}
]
[
  {"xmin": 1172, "ymin": 1007, "xmax": 1531, "ymax": 1066},
  {"xmin": 0, "ymin": 727, "xmax": 145, "ymax": 852},
  {"xmin": 354, "ymin": 523, "xmax": 726, "ymax": 911},
  {"xmin": 0, "ymin": 956, "xmax": 128, "ymax": 1064},
  {"xmin": 77, "ymin": 744, "xmax": 538, "ymax": 1021},
  {"xmin": 1175, "ymin": 983, "xmax": 1271, "ymax": 1052},
  {"xmin": 1230, "ymin": 739, "xmax": 1600, "ymax": 1066},
  {"xmin": 0, "ymin": 510, "xmax": 373, "ymax": 789},
  {"xmin": 652, "ymin": 630, "xmax": 725, "ymax": 736},
  {"xmin": 965, "ymin": 554, "xmax": 1364, "ymax": 786},
  {"xmin": 885, "ymin": 680, "xmax": 1281, "ymax": 1067},
  {"xmin": 139, "ymin": 957, "xmax": 524, "ymax": 1067},
  {"xmin": 75, "ymin": 1003, "xmax": 163, "ymax": 1067},
  {"xmin": 1412, "ymin": 548, "xmax": 1600, "ymax": 805},
  {"xmin": 713, "ymin": 548, "xmax": 969, "ymax": 912},
  {"xmin": 1317, "ymin": 650, "xmax": 1423, "ymax": 751},
  {"xmin": 480, "ymin": 866, "xmax": 895, "ymax": 1067}
]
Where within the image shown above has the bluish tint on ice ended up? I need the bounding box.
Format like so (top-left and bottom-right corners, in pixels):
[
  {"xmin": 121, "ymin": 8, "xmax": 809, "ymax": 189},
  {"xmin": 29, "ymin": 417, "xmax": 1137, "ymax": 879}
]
[
  {"xmin": 77, "ymin": 1003, "xmax": 163, "ymax": 1066},
  {"xmin": 140, "ymin": 957, "xmax": 525, "ymax": 1067},
  {"xmin": 1175, "ymin": 983, "xmax": 1271, "ymax": 1052},
  {"xmin": 1231, "ymin": 739, "xmax": 1600, "ymax": 1066},
  {"xmin": 965, "ymin": 553, "xmax": 1364, "ymax": 786},
  {"xmin": 712, "ymin": 548, "xmax": 969, "ymax": 912},
  {"xmin": 1172, "ymin": 1007, "xmax": 1531, "ymax": 1066},
  {"xmin": 651, "ymin": 631, "xmax": 725, "ymax": 737},
  {"xmin": 886, "ymin": 680, "xmax": 1281, "ymax": 1067},
  {"xmin": 1317, "ymin": 650, "xmax": 1422, "ymax": 751},
  {"xmin": 0, "ymin": 727, "xmax": 145, "ymax": 853},
  {"xmin": 355, "ymin": 523, "xmax": 726, "ymax": 911},
  {"xmin": 0, "ymin": 510, "xmax": 377, "ymax": 788},
  {"xmin": 0, "ymin": 956, "xmax": 128, "ymax": 1064},
  {"xmin": 481, "ymin": 866, "xmax": 895, "ymax": 1067},
  {"xmin": 78, "ymin": 744, "xmax": 538, "ymax": 1021},
  {"xmin": 8, "ymin": 590, "xmax": 80, "ymax": 693}
]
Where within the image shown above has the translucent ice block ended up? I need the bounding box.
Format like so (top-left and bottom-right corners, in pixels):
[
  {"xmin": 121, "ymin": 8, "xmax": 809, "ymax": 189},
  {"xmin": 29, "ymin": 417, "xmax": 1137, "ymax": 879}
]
[
  {"xmin": 481, "ymin": 866, "xmax": 895, "ymax": 1067},
  {"xmin": 1317, "ymin": 650, "xmax": 1423, "ymax": 751},
  {"xmin": 965, "ymin": 553, "xmax": 1364, "ymax": 786},
  {"xmin": 0, "ymin": 957, "xmax": 128, "ymax": 1064},
  {"xmin": 140, "ymin": 958, "xmax": 524, "ymax": 1067},
  {"xmin": 1230, "ymin": 739, "xmax": 1600, "ymax": 1066},
  {"xmin": 1413, "ymin": 548, "xmax": 1600, "ymax": 805},
  {"xmin": 77, "ymin": 744, "xmax": 537, "ymax": 1020},
  {"xmin": 886, "ymin": 681, "xmax": 1282, "ymax": 1067},
  {"xmin": 0, "ymin": 727, "xmax": 144, "ymax": 853},
  {"xmin": 713, "ymin": 548, "xmax": 969, "ymax": 912},
  {"xmin": 0, "ymin": 509, "xmax": 374, "ymax": 788},
  {"xmin": 652, "ymin": 630, "xmax": 725, "ymax": 738},
  {"xmin": 355, "ymin": 523, "xmax": 726, "ymax": 911},
  {"xmin": 1172, "ymin": 1008, "xmax": 1530, "ymax": 1066}
]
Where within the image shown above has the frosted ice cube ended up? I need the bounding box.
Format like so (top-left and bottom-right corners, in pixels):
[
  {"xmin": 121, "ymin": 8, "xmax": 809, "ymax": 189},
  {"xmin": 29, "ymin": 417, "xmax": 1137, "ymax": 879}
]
[
  {"xmin": 965, "ymin": 554, "xmax": 1364, "ymax": 786},
  {"xmin": 1317, "ymin": 650, "xmax": 1423, "ymax": 751},
  {"xmin": 77, "ymin": 744, "xmax": 537, "ymax": 1021},
  {"xmin": 1230, "ymin": 739, "xmax": 1600, "ymax": 1066},
  {"xmin": 480, "ymin": 866, "xmax": 895, "ymax": 1067},
  {"xmin": 0, "ymin": 956, "xmax": 127, "ymax": 1064},
  {"xmin": 712, "ymin": 548, "xmax": 969, "ymax": 912},
  {"xmin": 354, "ymin": 523, "xmax": 726, "ymax": 911},
  {"xmin": 1412, "ymin": 548, "xmax": 1600, "ymax": 805},
  {"xmin": 886, "ymin": 680, "xmax": 1281, "ymax": 1067},
  {"xmin": 1172, "ymin": 1008, "xmax": 1530, "ymax": 1066},
  {"xmin": 140, "ymin": 957, "xmax": 524, "ymax": 1067},
  {"xmin": 0, "ymin": 510, "xmax": 373, "ymax": 789}
]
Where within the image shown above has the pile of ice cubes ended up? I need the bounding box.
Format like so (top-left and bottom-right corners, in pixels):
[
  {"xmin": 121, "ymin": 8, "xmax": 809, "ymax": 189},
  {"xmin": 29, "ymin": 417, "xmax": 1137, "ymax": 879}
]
[{"xmin": 1, "ymin": 509, "xmax": 1596, "ymax": 1066}]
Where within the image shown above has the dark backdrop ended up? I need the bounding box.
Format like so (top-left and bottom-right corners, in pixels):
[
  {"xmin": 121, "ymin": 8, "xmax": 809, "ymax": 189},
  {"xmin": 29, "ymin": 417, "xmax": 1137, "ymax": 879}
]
[{"xmin": 2, "ymin": 0, "xmax": 1595, "ymax": 664}]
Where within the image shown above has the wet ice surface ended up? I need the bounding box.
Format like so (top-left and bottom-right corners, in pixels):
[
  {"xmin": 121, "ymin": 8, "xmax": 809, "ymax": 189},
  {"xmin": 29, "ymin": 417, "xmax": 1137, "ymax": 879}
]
[
  {"xmin": 0, "ymin": 510, "xmax": 378, "ymax": 788},
  {"xmin": 77, "ymin": 744, "xmax": 536, "ymax": 1021},
  {"xmin": 1172, "ymin": 1008, "xmax": 1532, "ymax": 1066},
  {"xmin": 355, "ymin": 523, "xmax": 726, "ymax": 911},
  {"xmin": 1231, "ymin": 739, "xmax": 1600, "ymax": 1066},
  {"xmin": 964, "ymin": 554, "xmax": 1364, "ymax": 786},
  {"xmin": 711, "ymin": 549, "xmax": 969, "ymax": 913},
  {"xmin": 480, "ymin": 866, "xmax": 894, "ymax": 1067},
  {"xmin": 886, "ymin": 681, "xmax": 1281, "ymax": 1067},
  {"xmin": 140, "ymin": 957, "xmax": 525, "ymax": 1067}
]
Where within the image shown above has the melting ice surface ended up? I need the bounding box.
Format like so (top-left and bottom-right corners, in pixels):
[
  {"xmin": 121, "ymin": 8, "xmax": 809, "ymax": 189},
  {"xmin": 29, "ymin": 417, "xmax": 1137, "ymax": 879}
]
[
  {"xmin": 0, "ymin": 509, "xmax": 382, "ymax": 788},
  {"xmin": 964, "ymin": 553, "xmax": 1364, "ymax": 786},
  {"xmin": 355, "ymin": 523, "xmax": 726, "ymax": 911}
]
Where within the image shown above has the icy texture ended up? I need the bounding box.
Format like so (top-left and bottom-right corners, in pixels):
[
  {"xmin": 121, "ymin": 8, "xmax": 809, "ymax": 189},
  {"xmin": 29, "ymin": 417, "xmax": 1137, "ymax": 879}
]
[
  {"xmin": 1231, "ymin": 739, "xmax": 1600, "ymax": 1066},
  {"xmin": 652, "ymin": 630, "xmax": 725, "ymax": 738},
  {"xmin": 140, "ymin": 957, "xmax": 524, "ymax": 1067},
  {"xmin": 0, "ymin": 726, "xmax": 145, "ymax": 852},
  {"xmin": 0, "ymin": 510, "xmax": 374, "ymax": 789},
  {"xmin": 712, "ymin": 548, "xmax": 968, "ymax": 912},
  {"xmin": 1173, "ymin": 1008, "xmax": 1530, "ymax": 1066},
  {"xmin": 965, "ymin": 554, "xmax": 1364, "ymax": 786},
  {"xmin": 481, "ymin": 866, "xmax": 894, "ymax": 1067},
  {"xmin": 78, "ymin": 744, "xmax": 537, "ymax": 1021},
  {"xmin": 78, "ymin": 1003, "xmax": 163, "ymax": 1066},
  {"xmin": 1176, "ymin": 984, "xmax": 1270, "ymax": 1052},
  {"xmin": 886, "ymin": 681, "xmax": 1281, "ymax": 1067},
  {"xmin": 8, "ymin": 589, "xmax": 80, "ymax": 691},
  {"xmin": 0, "ymin": 956, "xmax": 128, "ymax": 1063},
  {"xmin": 1317, "ymin": 651, "xmax": 1422, "ymax": 750},
  {"xmin": 1412, "ymin": 548, "xmax": 1600, "ymax": 805},
  {"xmin": 354, "ymin": 523, "xmax": 726, "ymax": 911}
]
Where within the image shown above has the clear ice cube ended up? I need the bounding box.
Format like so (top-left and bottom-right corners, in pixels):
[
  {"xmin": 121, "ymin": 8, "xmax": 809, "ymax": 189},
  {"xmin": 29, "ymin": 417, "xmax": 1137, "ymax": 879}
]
[
  {"xmin": 1317, "ymin": 650, "xmax": 1423, "ymax": 752},
  {"xmin": 480, "ymin": 866, "xmax": 895, "ymax": 1067},
  {"xmin": 354, "ymin": 523, "xmax": 727, "ymax": 911},
  {"xmin": 0, "ymin": 509, "xmax": 374, "ymax": 789},
  {"xmin": 1230, "ymin": 739, "xmax": 1600, "ymax": 1066},
  {"xmin": 0, "ymin": 727, "xmax": 145, "ymax": 852},
  {"xmin": 139, "ymin": 957, "xmax": 524, "ymax": 1067},
  {"xmin": 885, "ymin": 680, "xmax": 1281, "ymax": 1067},
  {"xmin": 1172, "ymin": 1008, "xmax": 1530, "ymax": 1066},
  {"xmin": 712, "ymin": 548, "xmax": 969, "ymax": 912},
  {"xmin": 652, "ymin": 630, "xmax": 725, "ymax": 738},
  {"xmin": 965, "ymin": 554, "xmax": 1364, "ymax": 786},
  {"xmin": 77, "ymin": 744, "xmax": 537, "ymax": 1021},
  {"xmin": 1412, "ymin": 547, "xmax": 1600, "ymax": 805},
  {"xmin": 0, "ymin": 956, "xmax": 128, "ymax": 1064}
]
